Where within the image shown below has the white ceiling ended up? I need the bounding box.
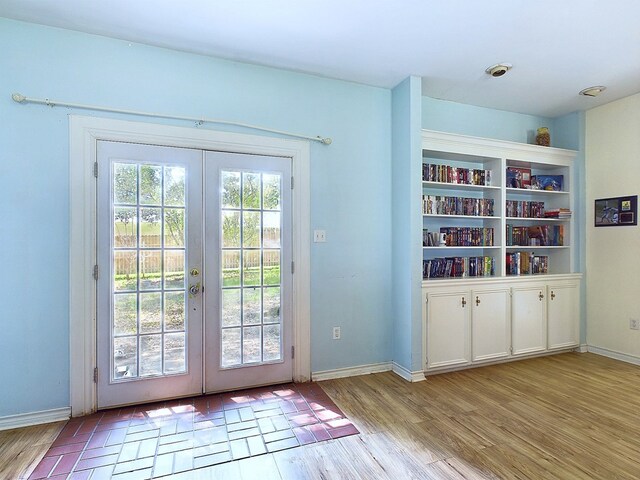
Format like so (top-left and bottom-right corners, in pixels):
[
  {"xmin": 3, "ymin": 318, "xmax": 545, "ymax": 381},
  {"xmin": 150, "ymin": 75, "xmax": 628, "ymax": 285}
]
[{"xmin": 2, "ymin": 0, "xmax": 639, "ymax": 117}]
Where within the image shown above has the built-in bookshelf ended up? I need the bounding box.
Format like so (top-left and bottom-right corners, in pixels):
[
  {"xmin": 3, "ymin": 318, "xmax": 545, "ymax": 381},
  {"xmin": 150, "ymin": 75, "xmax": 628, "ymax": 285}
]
[{"xmin": 421, "ymin": 130, "xmax": 576, "ymax": 280}]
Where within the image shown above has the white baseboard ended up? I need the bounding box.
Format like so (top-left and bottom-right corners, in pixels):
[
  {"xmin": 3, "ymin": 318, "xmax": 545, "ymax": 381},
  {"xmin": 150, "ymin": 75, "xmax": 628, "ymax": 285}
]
[
  {"xmin": 575, "ymin": 344, "xmax": 588, "ymax": 353},
  {"xmin": 0, "ymin": 407, "xmax": 71, "ymax": 432},
  {"xmin": 587, "ymin": 345, "xmax": 640, "ymax": 366},
  {"xmin": 392, "ymin": 362, "xmax": 426, "ymax": 382},
  {"xmin": 312, "ymin": 362, "xmax": 392, "ymax": 382}
]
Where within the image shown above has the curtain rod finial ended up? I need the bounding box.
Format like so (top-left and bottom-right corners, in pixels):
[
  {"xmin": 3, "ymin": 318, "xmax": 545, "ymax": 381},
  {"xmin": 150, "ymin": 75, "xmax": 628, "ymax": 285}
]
[
  {"xmin": 320, "ymin": 137, "xmax": 332, "ymax": 145},
  {"xmin": 12, "ymin": 93, "xmax": 26, "ymax": 103}
]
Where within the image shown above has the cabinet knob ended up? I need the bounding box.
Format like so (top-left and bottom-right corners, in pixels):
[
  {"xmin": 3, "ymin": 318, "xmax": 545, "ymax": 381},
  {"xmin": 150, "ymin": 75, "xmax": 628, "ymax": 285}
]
[
  {"xmin": 551, "ymin": 291, "xmax": 555, "ymax": 300},
  {"xmin": 461, "ymin": 297, "xmax": 466, "ymax": 307},
  {"xmin": 475, "ymin": 296, "xmax": 481, "ymax": 306},
  {"xmin": 539, "ymin": 291, "xmax": 544, "ymax": 301}
]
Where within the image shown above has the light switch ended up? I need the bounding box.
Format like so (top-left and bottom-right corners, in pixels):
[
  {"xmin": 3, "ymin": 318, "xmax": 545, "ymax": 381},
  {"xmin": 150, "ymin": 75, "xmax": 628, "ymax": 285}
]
[{"xmin": 314, "ymin": 230, "xmax": 326, "ymax": 242}]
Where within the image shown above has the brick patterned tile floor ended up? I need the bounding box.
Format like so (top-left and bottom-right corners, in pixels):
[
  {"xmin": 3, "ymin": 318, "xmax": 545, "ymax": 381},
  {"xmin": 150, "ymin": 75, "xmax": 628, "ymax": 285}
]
[{"xmin": 29, "ymin": 383, "xmax": 358, "ymax": 479}]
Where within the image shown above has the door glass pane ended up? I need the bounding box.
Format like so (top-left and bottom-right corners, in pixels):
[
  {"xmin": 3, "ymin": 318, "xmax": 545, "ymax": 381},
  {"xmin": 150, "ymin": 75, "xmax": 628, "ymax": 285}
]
[
  {"xmin": 110, "ymin": 163, "xmax": 188, "ymax": 381},
  {"xmin": 263, "ymin": 212, "xmax": 280, "ymax": 248},
  {"xmin": 242, "ymin": 172, "xmax": 261, "ymax": 209},
  {"xmin": 140, "ymin": 165, "xmax": 162, "ymax": 205},
  {"xmin": 140, "ymin": 208, "xmax": 162, "ymax": 247},
  {"xmin": 242, "ymin": 211, "xmax": 261, "ymax": 248},
  {"xmin": 222, "ymin": 289, "xmax": 241, "ymax": 327},
  {"xmin": 222, "ymin": 211, "xmax": 240, "ymax": 247},
  {"xmin": 114, "ymin": 251, "xmax": 137, "ymax": 291},
  {"xmin": 140, "ymin": 250, "xmax": 162, "ymax": 290},
  {"xmin": 140, "ymin": 334, "xmax": 162, "ymax": 376},
  {"xmin": 220, "ymin": 169, "xmax": 283, "ymax": 368}
]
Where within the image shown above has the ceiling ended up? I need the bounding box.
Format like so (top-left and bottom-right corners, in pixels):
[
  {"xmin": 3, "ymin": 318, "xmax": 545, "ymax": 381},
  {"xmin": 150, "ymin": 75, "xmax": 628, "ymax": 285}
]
[{"xmin": 1, "ymin": 0, "xmax": 639, "ymax": 118}]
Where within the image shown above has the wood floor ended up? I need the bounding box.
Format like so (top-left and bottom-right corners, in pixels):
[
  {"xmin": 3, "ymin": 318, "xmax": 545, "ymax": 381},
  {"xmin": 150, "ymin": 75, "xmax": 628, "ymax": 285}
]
[{"xmin": 3, "ymin": 352, "xmax": 640, "ymax": 479}]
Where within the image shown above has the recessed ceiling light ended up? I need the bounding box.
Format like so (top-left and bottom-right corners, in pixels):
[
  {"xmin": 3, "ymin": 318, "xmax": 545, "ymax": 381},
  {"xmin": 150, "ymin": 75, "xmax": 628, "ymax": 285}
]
[
  {"xmin": 579, "ymin": 86, "xmax": 606, "ymax": 97},
  {"xmin": 485, "ymin": 63, "xmax": 512, "ymax": 77}
]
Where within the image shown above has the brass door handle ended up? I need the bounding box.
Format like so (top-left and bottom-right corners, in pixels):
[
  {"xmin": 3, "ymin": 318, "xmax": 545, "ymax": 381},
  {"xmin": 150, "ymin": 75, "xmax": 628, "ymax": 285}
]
[
  {"xmin": 476, "ymin": 296, "xmax": 481, "ymax": 306},
  {"xmin": 189, "ymin": 282, "xmax": 201, "ymax": 297},
  {"xmin": 539, "ymin": 291, "xmax": 544, "ymax": 301},
  {"xmin": 551, "ymin": 291, "xmax": 556, "ymax": 300}
]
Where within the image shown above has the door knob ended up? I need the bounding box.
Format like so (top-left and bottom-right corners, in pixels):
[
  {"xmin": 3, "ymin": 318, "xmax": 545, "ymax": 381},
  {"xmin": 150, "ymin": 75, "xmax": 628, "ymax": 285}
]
[{"xmin": 189, "ymin": 282, "xmax": 201, "ymax": 297}]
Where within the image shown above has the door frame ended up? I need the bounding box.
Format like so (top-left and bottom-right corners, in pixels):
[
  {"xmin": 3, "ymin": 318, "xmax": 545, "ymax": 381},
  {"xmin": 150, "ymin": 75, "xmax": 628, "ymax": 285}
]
[{"xmin": 69, "ymin": 115, "xmax": 311, "ymax": 417}]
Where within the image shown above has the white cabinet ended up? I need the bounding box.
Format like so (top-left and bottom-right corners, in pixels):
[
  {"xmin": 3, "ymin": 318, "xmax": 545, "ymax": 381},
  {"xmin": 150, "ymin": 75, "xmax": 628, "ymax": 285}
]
[
  {"xmin": 547, "ymin": 282, "xmax": 579, "ymax": 349},
  {"xmin": 471, "ymin": 288, "xmax": 511, "ymax": 362},
  {"xmin": 511, "ymin": 284, "xmax": 547, "ymax": 356},
  {"xmin": 426, "ymin": 290, "xmax": 470, "ymax": 369}
]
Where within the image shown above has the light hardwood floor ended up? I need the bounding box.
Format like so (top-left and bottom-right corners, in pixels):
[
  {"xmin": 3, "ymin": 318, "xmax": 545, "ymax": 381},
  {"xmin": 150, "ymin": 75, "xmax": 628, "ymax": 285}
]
[{"xmin": 3, "ymin": 352, "xmax": 640, "ymax": 479}]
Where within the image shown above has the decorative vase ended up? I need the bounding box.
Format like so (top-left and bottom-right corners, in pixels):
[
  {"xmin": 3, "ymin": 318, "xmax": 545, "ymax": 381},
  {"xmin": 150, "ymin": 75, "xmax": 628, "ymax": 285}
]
[{"xmin": 535, "ymin": 127, "xmax": 550, "ymax": 147}]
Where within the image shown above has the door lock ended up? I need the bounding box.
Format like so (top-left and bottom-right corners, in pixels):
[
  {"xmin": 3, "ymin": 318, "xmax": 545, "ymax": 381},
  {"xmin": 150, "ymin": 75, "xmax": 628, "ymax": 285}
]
[
  {"xmin": 190, "ymin": 268, "xmax": 200, "ymax": 277},
  {"xmin": 189, "ymin": 282, "xmax": 201, "ymax": 297}
]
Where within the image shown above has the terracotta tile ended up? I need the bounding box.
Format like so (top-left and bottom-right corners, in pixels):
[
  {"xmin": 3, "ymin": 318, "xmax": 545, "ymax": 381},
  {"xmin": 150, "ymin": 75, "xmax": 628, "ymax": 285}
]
[
  {"xmin": 157, "ymin": 439, "xmax": 194, "ymax": 455},
  {"xmin": 137, "ymin": 437, "xmax": 158, "ymax": 459},
  {"xmin": 68, "ymin": 470, "xmax": 92, "ymax": 480},
  {"xmin": 230, "ymin": 438, "xmax": 250, "ymax": 460},
  {"xmin": 224, "ymin": 409, "xmax": 241, "ymax": 424},
  {"xmin": 124, "ymin": 428, "xmax": 159, "ymax": 443},
  {"xmin": 287, "ymin": 412, "xmax": 318, "ymax": 427},
  {"xmin": 95, "ymin": 419, "xmax": 131, "ymax": 431},
  {"xmin": 265, "ymin": 436, "xmax": 299, "ymax": 453},
  {"xmin": 105, "ymin": 428, "xmax": 128, "ymax": 446},
  {"xmin": 87, "ymin": 465, "xmax": 115, "ymax": 480},
  {"xmin": 158, "ymin": 431, "xmax": 193, "ymax": 446},
  {"xmin": 238, "ymin": 406, "xmax": 255, "ymax": 422},
  {"xmin": 246, "ymin": 435, "xmax": 267, "ymax": 456},
  {"xmin": 86, "ymin": 430, "xmax": 110, "ymax": 449},
  {"xmin": 325, "ymin": 418, "xmax": 353, "ymax": 429},
  {"xmin": 57, "ymin": 423, "xmax": 81, "ymax": 438},
  {"xmin": 257, "ymin": 418, "xmax": 276, "ymax": 434},
  {"xmin": 228, "ymin": 427, "xmax": 261, "ymax": 441},
  {"xmin": 76, "ymin": 419, "xmax": 100, "ymax": 435},
  {"xmin": 193, "ymin": 442, "xmax": 230, "ymax": 458},
  {"xmin": 127, "ymin": 421, "xmax": 161, "ymax": 434},
  {"xmin": 271, "ymin": 415, "xmax": 291, "ymax": 431},
  {"xmin": 292, "ymin": 426, "xmax": 316, "ymax": 446},
  {"xmin": 159, "ymin": 419, "xmax": 178, "ymax": 436},
  {"xmin": 327, "ymin": 424, "xmax": 359, "ymax": 438},
  {"xmin": 111, "ymin": 467, "xmax": 153, "ymax": 479},
  {"xmin": 279, "ymin": 401, "xmax": 297, "ymax": 414},
  {"xmin": 254, "ymin": 407, "xmax": 282, "ymax": 419},
  {"xmin": 151, "ymin": 452, "xmax": 174, "ymax": 477},
  {"xmin": 262, "ymin": 429, "xmax": 295, "ymax": 444},
  {"xmin": 226, "ymin": 419, "xmax": 257, "ymax": 433},
  {"xmin": 52, "ymin": 432, "xmax": 91, "ymax": 447},
  {"xmin": 112, "ymin": 456, "xmax": 154, "ymax": 475},
  {"xmin": 74, "ymin": 453, "xmax": 119, "ymax": 471},
  {"xmin": 28, "ymin": 455, "xmax": 58, "ymax": 479},
  {"xmin": 80, "ymin": 444, "xmax": 121, "ymax": 460},
  {"xmin": 192, "ymin": 451, "xmax": 233, "ymax": 469},
  {"xmin": 117, "ymin": 441, "xmax": 140, "ymax": 462},
  {"xmin": 315, "ymin": 409, "xmax": 342, "ymax": 422},
  {"xmin": 308, "ymin": 423, "xmax": 331, "ymax": 442},
  {"xmin": 50, "ymin": 451, "xmax": 82, "ymax": 476},
  {"xmin": 172, "ymin": 449, "xmax": 194, "ymax": 473},
  {"xmin": 45, "ymin": 442, "xmax": 85, "ymax": 457},
  {"xmin": 194, "ymin": 426, "xmax": 228, "ymax": 446}
]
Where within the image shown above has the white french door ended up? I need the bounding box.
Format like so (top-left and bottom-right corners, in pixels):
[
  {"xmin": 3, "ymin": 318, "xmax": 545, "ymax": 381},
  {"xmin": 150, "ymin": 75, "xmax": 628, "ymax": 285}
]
[
  {"xmin": 96, "ymin": 141, "xmax": 292, "ymax": 409},
  {"xmin": 204, "ymin": 152, "xmax": 293, "ymax": 393}
]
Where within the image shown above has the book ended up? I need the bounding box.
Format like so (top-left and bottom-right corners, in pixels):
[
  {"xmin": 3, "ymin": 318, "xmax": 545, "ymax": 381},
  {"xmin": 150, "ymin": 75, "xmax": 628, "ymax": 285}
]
[
  {"xmin": 422, "ymin": 163, "xmax": 492, "ymax": 186},
  {"xmin": 423, "ymin": 256, "xmax": 495, "ymax": 279},
  {"xmin": 506, "ymin": 167, "xmax": 532, "ymax": 189},
  {"xmin": 532, "ymin": 175, "xmax": 563, "ymax": 191}
]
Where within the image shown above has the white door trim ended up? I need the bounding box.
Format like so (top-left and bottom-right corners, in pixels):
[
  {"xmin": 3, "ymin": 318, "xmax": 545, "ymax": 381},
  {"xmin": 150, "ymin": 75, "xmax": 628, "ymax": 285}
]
[{"xmin": 69, "ymin": 115, "xmax": 311, "ymax": 417}]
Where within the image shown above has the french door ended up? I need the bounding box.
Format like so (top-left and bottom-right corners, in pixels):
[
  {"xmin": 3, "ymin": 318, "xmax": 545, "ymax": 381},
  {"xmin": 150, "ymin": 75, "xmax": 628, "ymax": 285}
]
[{"xmin": 96, "ymin": 141, "xmax": 292, "ymax": 409}]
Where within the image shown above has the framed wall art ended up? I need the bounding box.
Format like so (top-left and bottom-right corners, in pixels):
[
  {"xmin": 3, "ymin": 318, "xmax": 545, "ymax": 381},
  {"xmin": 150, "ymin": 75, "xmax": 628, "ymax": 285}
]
[{"xmin": 594, "ymin": 195, "xmax": 638, "ymax": 227}]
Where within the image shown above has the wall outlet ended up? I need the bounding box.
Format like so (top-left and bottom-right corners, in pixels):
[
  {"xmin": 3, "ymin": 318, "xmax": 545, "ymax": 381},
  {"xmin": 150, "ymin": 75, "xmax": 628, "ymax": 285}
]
[
  {"xmin": 630, "ymin": 318, "xmax": 640, "ymax": 330},
  {"xmin": 332, "ymin": 326, "xmax": 341, "ymax": 340},
  {"xmin": 314, "ymin": 230, "xmax": 326, "ymax": 243}
]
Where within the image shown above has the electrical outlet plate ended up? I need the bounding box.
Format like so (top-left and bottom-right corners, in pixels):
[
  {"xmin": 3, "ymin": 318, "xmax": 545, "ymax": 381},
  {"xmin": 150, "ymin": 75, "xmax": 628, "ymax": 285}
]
[{"xmin": 332, "ymin": 326, "xmax": 341, "ymax": 339}]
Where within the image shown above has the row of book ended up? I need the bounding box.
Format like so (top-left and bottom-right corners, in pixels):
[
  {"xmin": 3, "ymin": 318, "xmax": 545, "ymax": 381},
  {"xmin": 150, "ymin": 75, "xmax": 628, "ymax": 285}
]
[
  {"xmin": 506, "ymin": 225, "xmax": 564, "ymax": 246},
  {"xmin": 506, "ymin": 167, "xmax": 564, "ymax": 192},
  {"xmin": 439, "ymin": 227, "xmax": 494, "ymax": 247},
  {"xmin": 423, "ymin": 256, "xmax": 495, "ymax": 279},
  {"xmin": 506, "ymin": 252, "xmax": 549, "ymax": 275},
  {"xmin": 422, "ymin": 195, "xmax": 495, "ymax": 217},
  {"xmin": 422, "ymin": 163, "xmax": 492, "ymax": 186},
  {"xmin": 505, "ymin": 200, "xmax": 546, "ymax": 218},
  {"xmin": 543, "ymin": 208, "xmax": 572, "ymax": 219}
]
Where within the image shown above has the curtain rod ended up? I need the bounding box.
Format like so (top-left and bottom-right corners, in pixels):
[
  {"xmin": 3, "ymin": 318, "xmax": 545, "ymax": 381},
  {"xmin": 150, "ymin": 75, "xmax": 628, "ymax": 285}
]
[{"xmin": 11, "ymin": 93, "xmax": 332, "ymax": 145}]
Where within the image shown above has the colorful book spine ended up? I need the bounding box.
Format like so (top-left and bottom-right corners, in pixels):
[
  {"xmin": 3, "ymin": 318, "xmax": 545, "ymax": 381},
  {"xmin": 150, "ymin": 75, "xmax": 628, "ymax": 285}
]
[
  {"xmin": 505, "ymin": 252, "xmax": 549, "ymax": 275},
  {"xmin": 505, "ymin": 200, "xmax": 545, "ymax": 218},
  {"xmin": 439, "ymin": 227, "xmax": 494, "ymax": 246},
  {"xmin": 423, "ymin": 256, "xmax": 495, "ymax": 278},
  {"xmin": 506, "ymin": 225, "xmax": 564, "ymax": 246},
  {"xmin": 422, "ymin": 195, "xmax": 495, "ymax": 217},
  {"xmin": 422, "ymin": 163, "xmax": 492, "ymax": 186}
]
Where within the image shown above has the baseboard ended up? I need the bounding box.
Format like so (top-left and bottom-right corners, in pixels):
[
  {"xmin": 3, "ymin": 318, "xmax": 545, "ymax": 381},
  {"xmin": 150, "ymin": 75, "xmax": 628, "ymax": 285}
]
[
  {"xmin": 391, "ymin": 362, "xmax": 426, "ymax": 382},
  {"xmin": 311, "ymin": 362, "xmax": 392, "ymax": 382},
  {"xmin": 587, "ymin": 345, "xmax": 640, "ymax": 366},
  {"xmin": 575, "ymin": 344, "xmax": 588, "ymax": 353},
  {"xmin": 0, "ymin": 407, "xmax": 71, "ymax": 432}
]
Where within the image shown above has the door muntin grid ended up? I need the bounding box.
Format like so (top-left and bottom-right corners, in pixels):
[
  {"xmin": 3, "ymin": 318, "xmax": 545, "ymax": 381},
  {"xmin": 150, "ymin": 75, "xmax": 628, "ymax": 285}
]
[
  {"xmin": 111, "ymin": 161, "xmax": 189, "ymax": 382},
  {"xmin": 220, "ymin": 170, "xmax": 283, "ymax": 368}
]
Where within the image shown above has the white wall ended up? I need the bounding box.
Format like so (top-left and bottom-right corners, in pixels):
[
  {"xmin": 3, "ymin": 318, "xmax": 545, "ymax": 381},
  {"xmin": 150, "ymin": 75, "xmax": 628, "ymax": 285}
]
[{"xmin": 585, "ymin": 92, "xmax": 640, "ymax": 359}]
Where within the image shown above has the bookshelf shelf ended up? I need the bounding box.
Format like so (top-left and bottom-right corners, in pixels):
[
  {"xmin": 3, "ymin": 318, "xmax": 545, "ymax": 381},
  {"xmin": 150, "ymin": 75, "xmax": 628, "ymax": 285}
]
[
  {"xmin": 423, "ymin": 214, "xmax": 500, "ymax": 220},
  {"xmin": 506, "ymin": 187, "xmax": 570, "ymax": 196},
  {"xmin": 505, "ymin": 217, "xmax": 570, "ymax": 223},
  {"xmin": 505, "ymin": 246, "xmax": 570, "ymax": 250},
  {"xmin": 423, "ymin": 246, "xmax": 502, "ymax": 250}
]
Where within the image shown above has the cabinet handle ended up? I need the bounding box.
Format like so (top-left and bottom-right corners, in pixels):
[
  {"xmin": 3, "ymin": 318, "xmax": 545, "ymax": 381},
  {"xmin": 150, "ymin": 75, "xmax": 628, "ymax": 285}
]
[
  {"xmin": 461, "ymin": 297, "xmax": 466, "ymax": 308},
  {"xmin": 539, "ymin": 291, "xmax": 544, "ymax": 301},
  {"xmin": 551, "ymin": 291, "xmax": 555, "ymax": 300},
  {"xmin": 476, "ymin": 296, "xmax": 481, "ymax": 306}
]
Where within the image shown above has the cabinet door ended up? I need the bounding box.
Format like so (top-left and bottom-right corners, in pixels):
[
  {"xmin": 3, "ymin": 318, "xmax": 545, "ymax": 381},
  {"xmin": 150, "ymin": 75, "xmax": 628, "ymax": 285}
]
[
  {"xmin": 472, "ymin": 288, "xmax": 511, "ymax": 362},
  {"xmin": 426, "ymin": 291, "xmax": 470, "ymax": 369},
  {"xmin": 547, "ymin": 283, "xmax": 579, "ymax": 349},
  {"xmin": 511, "ymin": 285, "xmax": 547, "ymax": 356}
]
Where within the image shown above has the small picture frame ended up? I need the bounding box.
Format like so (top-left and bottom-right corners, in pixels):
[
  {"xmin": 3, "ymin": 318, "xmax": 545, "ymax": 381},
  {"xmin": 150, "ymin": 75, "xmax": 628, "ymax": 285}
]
[{"xmin": 594, "ymin": 195, "xmax": 638, "ymax": 227}]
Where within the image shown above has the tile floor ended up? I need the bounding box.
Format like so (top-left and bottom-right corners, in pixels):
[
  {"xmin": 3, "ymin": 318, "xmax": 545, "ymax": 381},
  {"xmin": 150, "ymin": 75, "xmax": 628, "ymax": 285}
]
[{"xmin": 29, "ymin": 382, "xmax": 358, "ymax": 479}]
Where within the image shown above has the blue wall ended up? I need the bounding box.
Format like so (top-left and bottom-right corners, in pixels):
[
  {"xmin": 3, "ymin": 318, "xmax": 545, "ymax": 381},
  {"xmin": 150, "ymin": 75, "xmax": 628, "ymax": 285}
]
[{"xmin": 0, "ymin": 18, "xmax": 392, "ymax": 416}]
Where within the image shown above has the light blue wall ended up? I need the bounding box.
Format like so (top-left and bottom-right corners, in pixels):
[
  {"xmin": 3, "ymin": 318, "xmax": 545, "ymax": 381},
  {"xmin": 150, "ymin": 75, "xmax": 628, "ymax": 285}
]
[
  {"xmin": 553, "ymin": 111, "xmax": 587, "ymax": 344},
  {"xmin": 423, "ymin": 96, "xmax": 553, "ymax": 143},
  {"xmin": 391, "ymin": 77, "xmax": 423, "ymax": 372},
  {"xmin": 0, "ymin": 18, "xmax": 392, "ymax": 416}
]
